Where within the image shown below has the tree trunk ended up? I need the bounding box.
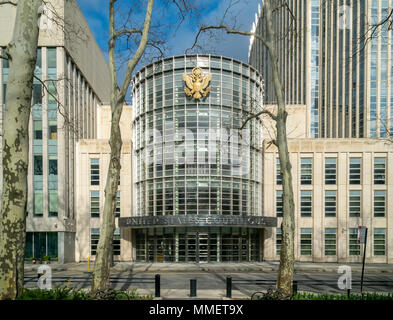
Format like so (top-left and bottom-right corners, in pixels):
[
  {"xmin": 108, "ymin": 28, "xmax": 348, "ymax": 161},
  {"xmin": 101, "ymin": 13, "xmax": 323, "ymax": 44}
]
[
  {"xmin": 0, "ymin": 0, "xmax": 42, "ymax": 300},
  {"xmin": 91, "ymin": 0, "xmax": 153, "ymax": 293},
  {"xmin": 264, "ymin": 0, "xmax": 296, "ymax": 296},
  {"xmin": 91, "ymin": 101, "xmax": 123, "ymax": 292}
]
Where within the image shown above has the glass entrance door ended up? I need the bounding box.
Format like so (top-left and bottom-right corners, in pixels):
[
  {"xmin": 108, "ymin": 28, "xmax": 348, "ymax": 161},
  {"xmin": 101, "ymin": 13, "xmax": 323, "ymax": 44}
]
[
  {"xmin": 187, "ymin": 233, "xmax": 197, "ymax": 262},
  {"xmin": 198, "ymin": 233, "xmax": 209, "ymax": 263}
]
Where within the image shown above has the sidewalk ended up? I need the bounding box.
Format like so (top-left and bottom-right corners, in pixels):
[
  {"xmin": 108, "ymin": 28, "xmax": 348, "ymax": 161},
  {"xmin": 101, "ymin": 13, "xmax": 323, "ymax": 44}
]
[{"xmin": 24, "ymin": 261, "xmax": 393, "ymax": 274}]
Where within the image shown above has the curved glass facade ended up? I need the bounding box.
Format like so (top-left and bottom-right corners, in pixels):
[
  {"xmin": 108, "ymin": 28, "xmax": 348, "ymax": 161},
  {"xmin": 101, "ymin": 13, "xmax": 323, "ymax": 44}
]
[{"xmin": 131, "ymin": 55, "xmax": 265, "ymax": 262}]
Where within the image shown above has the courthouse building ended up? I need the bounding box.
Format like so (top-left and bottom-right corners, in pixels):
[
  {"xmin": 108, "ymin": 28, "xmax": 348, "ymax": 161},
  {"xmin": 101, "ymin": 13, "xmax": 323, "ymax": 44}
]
[{"xmin": 0, "ymin": 0, "xmax": 391, "ymax": 264}]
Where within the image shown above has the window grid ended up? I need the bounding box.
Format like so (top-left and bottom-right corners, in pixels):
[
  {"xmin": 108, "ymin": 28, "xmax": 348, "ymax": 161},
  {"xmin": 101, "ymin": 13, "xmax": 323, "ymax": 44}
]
[
  {"xmin": 349, "ymin": 190, "xmax": 361, "ymax": 217},
  {"xmin": 374, "ymin": 228, "xmax": 386, "ymax": 256},
  {"xmin": 90, "ymin": 158, "xmax": 100, "ymax": 186},
  {"xmin": 276, "ymin": 229, "xmax": 282, "ymax": 256},
  {"xmin": 300, "ymin": 228, "xmax": 312, "ymax": 255},
  {"xmin": 325, "ymin": 228, "xmax": 337, "ymax": 256},
  {"xmin": 349, "ymin": 158, "xmax": 361, "ymax": 185},
  {"xmin": 300, "ymin": 191, "xmax": 312, "ymax": 217},
  {"xmin": 374, "ymin": 190, "xmax": 386, "ymax": 217},
  {"xmin": 325, "ymin": 190, "xmax": 337, "ymax": 217},
  {"xmin": 349, "ymin": 229, "xmax": 360, "ymax": 256},
  {"xmin": 325, "ymin": 158, "xmax": 337, "ymax": 185},
  {"xmin": 116, "ymin": 191, "xmax": 120, "ymax": 218},
  {"xmin": 276, "ymin": 158, "xmax": 282, "ymax": 185},
  {"xmin": 300, "ymin": 158, "xmax": 312, "ymax": 185},
  {"xmin": 374, "ymin": 158, "xmax": 386, "ymax": 185},
  {"xmin": 276, "ymin": 190, "xmax": 283, "ymax": 217},
  {"xmin": 90, "ymin": 191, "xmax": 99, "ymax": 218}
]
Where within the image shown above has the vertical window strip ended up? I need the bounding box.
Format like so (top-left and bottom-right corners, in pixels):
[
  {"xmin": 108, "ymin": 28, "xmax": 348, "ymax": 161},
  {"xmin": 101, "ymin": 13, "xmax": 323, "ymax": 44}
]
[
  {"xmin": 276, "ymin": 229, "xmax": 282, "ymax": 256},
  {"xmin": 300, "ymin": 228, "xmax": 312, "ymax": 255},
  {"xmin": 300, "ymin": 158, "xmax": 313, "ymax": 185},
  {"xmin": 374, "ymin": 190, "xmax": 386, "ymax": 217},
  {"xmin": 349, "ymin": 158, "xmax": 361, "ymax": 184},
  {"xmin": 349, "ymin": 190, "xmax": 361, "ymax": 217},
  {"xmin": 276, "ymin": 190, "xmax": 283, "ymax": 217},
  {"xmin": 90, "ymin": 158, "xmax": 100, "ymax": 186},
  {"xmin": 373, "ymin": 157, "xmax": 386, "ymax": 185},
  {"xmin": 325, "ymin": 228, "xmax": 337, "ymax": 256},
  {"xmin": 373, "ymin": 228, "xmax": 386, "ymax": 256},
  {"xmin": 300, "ymin": 190, "xmax": 312, "ymax": 217},
  {"xmin": 90, "ymin": 191, "xmax": 100, "ymax": 218},
  {"xmin": 325, "ymin": 158, "xmax": 337, "ymax": 185},
  {"xmin": 349, "ymin": 228, "xmax": 360, "ymax": 255},
  {"xmin": 325, "ymin": 190, "xmax": 337, "ymax": 217}
]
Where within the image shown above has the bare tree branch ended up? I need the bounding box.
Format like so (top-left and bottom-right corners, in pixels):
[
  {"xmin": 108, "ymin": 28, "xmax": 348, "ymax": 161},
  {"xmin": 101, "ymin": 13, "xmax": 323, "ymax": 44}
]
[{"xmin": 188, "ymin": 24, "xmax": 270, "ymax": 54}]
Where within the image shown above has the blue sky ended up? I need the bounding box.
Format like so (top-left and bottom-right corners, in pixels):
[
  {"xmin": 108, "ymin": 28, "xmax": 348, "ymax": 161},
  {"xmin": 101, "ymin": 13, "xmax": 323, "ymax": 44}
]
[{"xmin": 76, "ymin": 0, "xmax": 260, "ymax": 65}]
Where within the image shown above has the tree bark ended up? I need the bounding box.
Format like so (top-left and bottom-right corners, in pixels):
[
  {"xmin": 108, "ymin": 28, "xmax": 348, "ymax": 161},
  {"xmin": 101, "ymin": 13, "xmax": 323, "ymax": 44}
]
[
  {"xmin": 264, "ymin": 0, "xmax": 296, "ymax": 295},
  {"xmin": 0, "ymin": 0, "xmax": 42, "ymax": 300},
  {"xmin": 92, "ymin": 0, "xmax": 154, "ymax": 293}
]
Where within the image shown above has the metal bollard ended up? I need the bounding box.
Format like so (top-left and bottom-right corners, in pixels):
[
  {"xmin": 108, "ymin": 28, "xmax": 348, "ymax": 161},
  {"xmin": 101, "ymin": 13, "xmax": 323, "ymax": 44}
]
[
  {"xmin": 292, "ymin": 280, "xmax": 298, "ymax": 294},
  {"xmin": 155, "ymin": 274, "xmax": 160, "ymax": 298},
  {"xmin": 226, "ymin": 276, "xmax": 232, "ymax": 298},
  {"xmin": 190, "ymin": 279, "xmax": 197, "ymax": 297}
]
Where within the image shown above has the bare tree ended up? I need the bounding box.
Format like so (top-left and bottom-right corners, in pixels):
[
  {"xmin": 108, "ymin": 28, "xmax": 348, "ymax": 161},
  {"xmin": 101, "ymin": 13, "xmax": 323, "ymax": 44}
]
[
  {"xmin": 191, "ymin": 0, "xmax": 296, "ymax": 296},
  {"xmin": 0, "ymin": 0, "xmax": 43, "ymax": 299},
  {"xmin": 91, "ymin": 0, "xmax": 154, "ymax": 293}
]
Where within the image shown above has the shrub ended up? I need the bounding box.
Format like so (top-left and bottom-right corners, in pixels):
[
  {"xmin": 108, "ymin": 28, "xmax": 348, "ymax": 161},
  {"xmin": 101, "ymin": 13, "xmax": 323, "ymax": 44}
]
[{"xmin": 17, "ymin": 288, "xmax": 153, "ymax": 300}]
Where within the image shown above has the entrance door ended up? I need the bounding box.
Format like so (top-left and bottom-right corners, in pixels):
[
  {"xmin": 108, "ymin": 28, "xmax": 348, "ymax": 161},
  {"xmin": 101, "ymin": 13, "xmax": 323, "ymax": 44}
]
[
  {"xmin": 187, "ymin": 234, "xmax": 197, "ymax": 262},
  {"xmin": 198, "ymin": 233, "xmax": 209, "ymax": 263}
]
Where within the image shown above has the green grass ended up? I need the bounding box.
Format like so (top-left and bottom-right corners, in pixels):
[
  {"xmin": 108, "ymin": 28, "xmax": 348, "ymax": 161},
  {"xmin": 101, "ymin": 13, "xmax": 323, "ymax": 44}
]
[{"xmin": 17, "ymin": 287, "xmax": 153, "ymax": 300}]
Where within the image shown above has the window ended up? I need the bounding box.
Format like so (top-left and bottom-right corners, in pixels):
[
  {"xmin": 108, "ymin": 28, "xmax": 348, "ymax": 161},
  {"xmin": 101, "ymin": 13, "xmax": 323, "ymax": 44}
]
[
  {"xmin": 276, "ymin": 158, "xmax": 282, "ymax": 185},
  {"xmin": 374, "ymin": 158, "xmax": 386, "ymax": 185},
  {"xmin": 48, "ymin": 121, "xmax": 57, "ymax": 140},
  {"xmin": 325, "ymin": 228, "xmax": 337, "ymax": 256},
  {"xmin": 276, "ymin": 229, "xmax": 282, "ymax": 256},
  {"xmin": 90, "ymin": 158, "xmax": 99, "ymax": 186},
  {"xmin": 90, "ymin": 191, "xmax": 100, "ymax": 218},
  {"xmin": 300, "ymin": 191, "xmax": 312, "ymax": 217},
  {"xmin": 349, "ymin": 158, "xmax": 361, "ymax": 184},
  {"xmin": 91, "ymin": 228, "xmax": 121, "ymax": 256},
  {"xmin": 49, "ymin": 159, "xmax": 57, "ymax": 175},
  {"xmin": 113, "ymin": 229, "xmax": 121, "ymax": 255},
  {"xmin": 349, "ymin": 228, "xmax": 360, "ymax": 255},
  {"xmin": 49, "ymin": 191, "xmax": 58, "ymax": 217},
  {"xmin": 325, "ymin": 158, "xmax": 337, "ymax": 185},
  {"xmin": 374, "ymin": 190, "xmax": 386, "ymax": 217},
  {"xmin": 300, "ymin": 228, "xmax": 312, "ymax": 255},
  {"xmin": 34, "ymin": 155, "xmax": 43, "ymax": 175},
  {"xmin": 34, "ymin": 190, "xmax": 43, "ymax": 216},
  {"xmin": 301, "ymin": 158, "xmax": 312, "ymax": 185},
  {"xmin": 91, "ymin": 229, "xmax": 100, "ymax": 255},
  {"xmin": 116, "ymin": 191, "xmax": 120, "ymax": 218},
  {"xmin": 276, "ymin": 191, "xmax": 283, "ymax": 217},
  {"xmin": 33, "ymin": 120, "xmax": 42, "ymax": 140},
  {"xmin": 349, "ymin": 191, "xmax": 361, "ymax": 217},
  {"xmin": 47, "ymin": 47, "xmax": 57, "ymax": 70},
  {"xmin": 33, "ymin": 84, "xmax": 42, "ymax": 105},
  {"xmin": 325, "ymin": 191, "xmax": 337, "ymax": 217},
  {"xmin": 373, "ymin": 229, "xmax": 386, "ymax": 256}
]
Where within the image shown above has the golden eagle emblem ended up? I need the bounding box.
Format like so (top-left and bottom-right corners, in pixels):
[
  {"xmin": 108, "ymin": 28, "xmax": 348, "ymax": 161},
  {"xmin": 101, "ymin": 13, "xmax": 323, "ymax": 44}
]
[{"xmin": 182, "ymin": 67, "xmax": 212, "ymax": 99}]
